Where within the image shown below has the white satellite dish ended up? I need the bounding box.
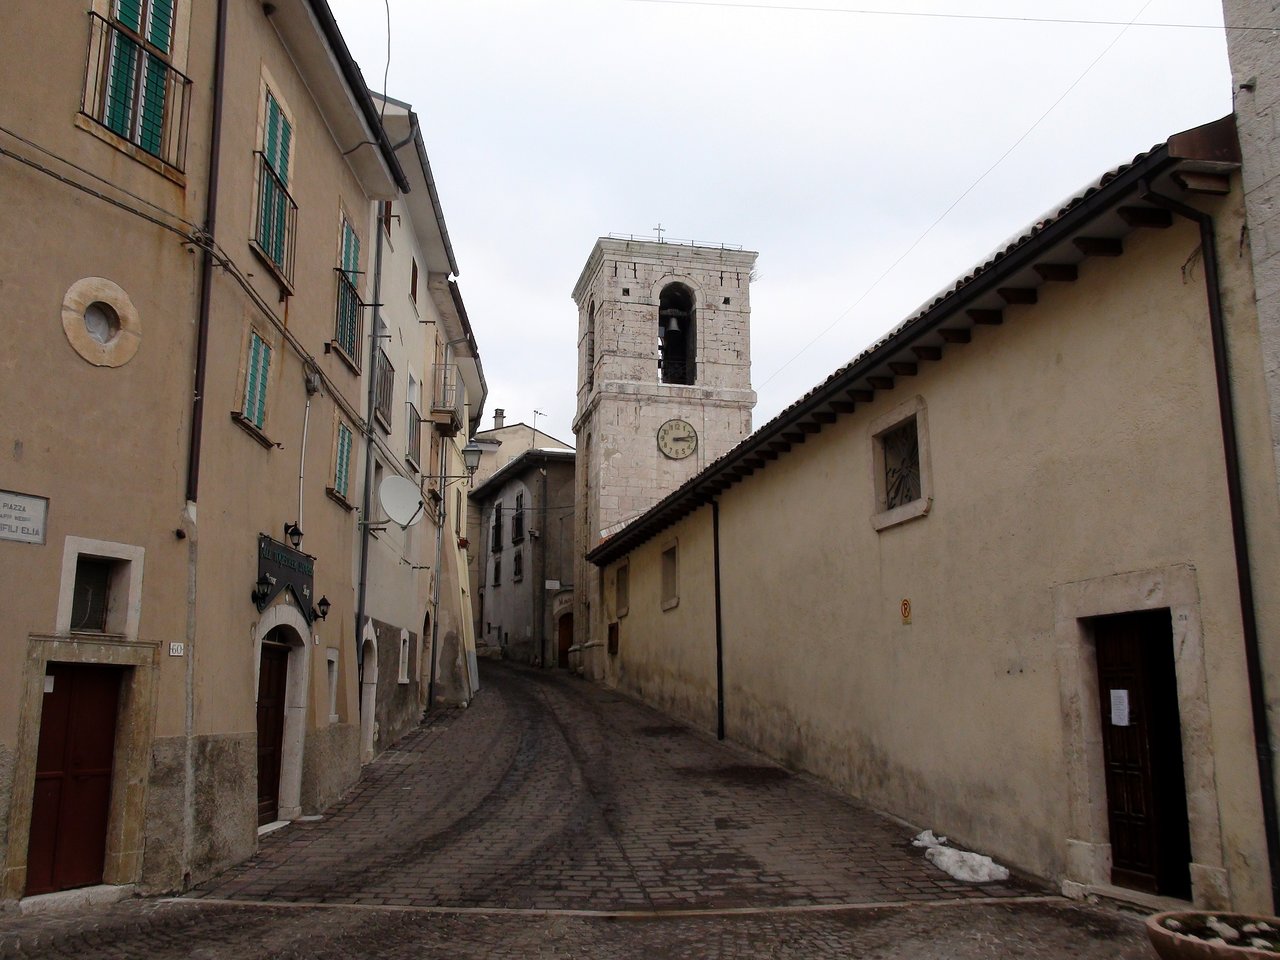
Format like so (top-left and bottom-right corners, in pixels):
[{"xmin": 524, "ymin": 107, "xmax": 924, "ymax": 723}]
[{"xmin": 379, "ymin": 475, "xmax": 425, "ymax": 528}]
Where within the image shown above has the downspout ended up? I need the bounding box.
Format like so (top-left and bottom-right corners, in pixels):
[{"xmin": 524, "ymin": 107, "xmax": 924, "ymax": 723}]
[
  {"xmin": 427, "ymin": 410, "xmax": 447, "ymax": 709},
  {"xmin": 182, "ymin": 0, "xmax": 228, "ymax": 890},
  {"xmin": 535, "ymin": 458, "xmax": 548, "ymax": 666},
  {"xmin": 355, "ymin": 205, "xmax": 387, "ymax": 700},
  {"xmin": 1142, "ymin": 181, "xmax": 1280, "ymax": 912},
  {"xmin": 712, "ymin": 498, "xmax": 725, "ymax": 741}
]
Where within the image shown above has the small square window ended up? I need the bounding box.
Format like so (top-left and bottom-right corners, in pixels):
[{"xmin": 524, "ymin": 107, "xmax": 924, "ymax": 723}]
[
  {"xmin": 661, "ymin": 543, "xmax": 678, "ymax": 611},
  {"xmin": 870, "ymin": 397, "xmax": 932, "ymax": 532},
  {"xmin": 622, "ymin": 287, "xmax": 630, "ymax": 296}
]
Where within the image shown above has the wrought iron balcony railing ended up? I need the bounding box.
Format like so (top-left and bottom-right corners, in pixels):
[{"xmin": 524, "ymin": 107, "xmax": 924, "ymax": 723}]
[
  {"xmin": 406, "ymin": 402, "xmax": 423, "ymax": 470},
  {"xmin": 254, "ymin": 152, "xmax": 297, "ymax": 283},
  {"xmin": 333, "ymin": 267, "xmax": 363, "ymax": 365},
  {"xmin": 82, "ymin": 12, "xmax": 192, "ymax": 171}
]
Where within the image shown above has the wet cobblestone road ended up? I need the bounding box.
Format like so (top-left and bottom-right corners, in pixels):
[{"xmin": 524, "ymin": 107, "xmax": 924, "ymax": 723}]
[{"xmin": 0, "ymin": 661, "xmax": 1153, "ymax": 957}]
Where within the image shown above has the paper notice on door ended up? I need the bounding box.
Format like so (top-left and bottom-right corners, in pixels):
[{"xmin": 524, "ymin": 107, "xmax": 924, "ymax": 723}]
[
  {"xmin": 1110, "ymin": 689, "xmax": 1130, "ymax": 727},
  {"xmin": 43, "ymin": 675, "xmax": 55, "ymax": 693}
]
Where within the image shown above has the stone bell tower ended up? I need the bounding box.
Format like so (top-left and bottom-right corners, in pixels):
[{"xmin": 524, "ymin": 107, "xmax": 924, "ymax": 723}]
[{"xmin": 570, "ymin": 236, "xmax": 758, "ymax": 676}]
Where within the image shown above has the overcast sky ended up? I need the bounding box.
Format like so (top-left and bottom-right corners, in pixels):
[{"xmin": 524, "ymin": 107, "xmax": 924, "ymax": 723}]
[{"xmin": 327, "ymin": 0, "xmax": 1232, "ymax": 446}]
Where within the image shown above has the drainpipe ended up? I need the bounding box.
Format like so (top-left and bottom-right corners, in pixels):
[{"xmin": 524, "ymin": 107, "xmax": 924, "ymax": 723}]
[
  {"xmin": 355, "ymin": 205, "xmax": 387, "ymax": 701},
  {"xmin": 427, "ymin": 412, "xmax": 447, "ymax": 709},
  {"xmin": 181, "ymin": 0, "xmax": 228, "ymax": 890},
  {"xmin": 712, "ymin": 498, "xmax": 725, "ymax": 741},
  {"xmin": 1142, "ymin": 181, "xmax": 1280, "ymax": 912}
]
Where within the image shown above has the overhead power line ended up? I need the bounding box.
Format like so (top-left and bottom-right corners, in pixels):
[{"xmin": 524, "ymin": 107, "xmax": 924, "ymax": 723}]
[{"xmin": 622, "ymin": 0, "xmax": 1254, "ymax": 32}]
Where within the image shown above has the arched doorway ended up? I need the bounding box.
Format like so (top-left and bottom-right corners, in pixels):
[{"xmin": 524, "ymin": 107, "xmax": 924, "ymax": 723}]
[
  {"xmin": 254, "ymin": 604, "xmax": 310, "ymax": 826},
  {"xmin": 360, "ymin": 619, "xmax": 378, "ymax": 763}
]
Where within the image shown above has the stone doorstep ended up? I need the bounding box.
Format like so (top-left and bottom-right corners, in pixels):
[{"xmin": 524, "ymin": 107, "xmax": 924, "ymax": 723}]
[{"xmin": 19, "ymin": 883, "xmax": 136, "ymax": 915}]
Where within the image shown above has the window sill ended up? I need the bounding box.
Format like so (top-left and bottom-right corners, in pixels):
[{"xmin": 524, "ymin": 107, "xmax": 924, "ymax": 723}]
[
  {"xmin": 74, "ymin": 114, "xmax": 186, "ymax": 185},
  {"xmin": 326, "ymin": 340, "xmax": 362, "ymax": 375},
  {"xmin": 231, "ymin": 411, "xmax": 276, "ymax": 449},
  {"xmin": 248, "ymin": 240, "xmax": 295, "ymax": 297},
  {"xmin": 325, "ymin": 487, "xmax": 354, "ymax": 511},
  {"xmin": 373, "ymin": 409, "xmax": 392, "ymax": 435},
  {"xmin": 405, "ymin": 453, "xmax": 421, "ymax": 474},
  {"xmin": 662, "ymin": 596, "xmax": 679, "ymax": 612},
  {"xmin": 871, "ymin": 496, "xmax": 932, "ymax": 532}
]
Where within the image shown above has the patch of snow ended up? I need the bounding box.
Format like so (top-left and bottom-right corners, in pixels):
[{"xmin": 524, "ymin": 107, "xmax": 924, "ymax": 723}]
[
  {"xmin": 925, "ymin": 846, "xmax": 1011, "ymax": 883},
  {"xmin": 912, "ymin": 830, "xmax": 947, "ymax": 848}
]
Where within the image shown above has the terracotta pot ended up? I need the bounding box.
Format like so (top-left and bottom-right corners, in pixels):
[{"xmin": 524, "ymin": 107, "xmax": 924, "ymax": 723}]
[{"xmin": 1147, "ymin": 912, "xmax": 1280, "ymax": 960}]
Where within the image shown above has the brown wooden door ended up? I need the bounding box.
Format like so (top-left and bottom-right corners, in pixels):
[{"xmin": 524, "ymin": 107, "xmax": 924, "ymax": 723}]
[
  {"xmin": 557, "ymin": 614, "xmax": 572, "ymax": 668},
  {"xmin": 1094, "ymin": 609, "xmax": 1191, "ymax": 898},
  {"xmin": 256, "ymin": 641, "xmax": 290, "ymax": 826},
  {"xmin": 26, "ymin": 663, "xmax": 122, "ymax": 895}
]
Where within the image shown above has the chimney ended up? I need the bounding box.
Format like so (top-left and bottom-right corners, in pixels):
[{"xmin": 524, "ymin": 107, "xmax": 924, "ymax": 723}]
[{"xmin": 493, "ymin": 408, "xmax": 505, "ymax": 429}]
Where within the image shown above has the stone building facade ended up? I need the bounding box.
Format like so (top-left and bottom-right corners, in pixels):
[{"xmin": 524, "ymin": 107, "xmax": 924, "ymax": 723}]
[
  {"xmin": 571, "ymin": 239, "xmax": 757, "ymax": 678},
  {"xmin": 586, "ymin": 119, "xmax": 1280, "ymax": 912},
  {"xmin": 0, "ymin": 0, "xmax": 482, "ymax": 904}
]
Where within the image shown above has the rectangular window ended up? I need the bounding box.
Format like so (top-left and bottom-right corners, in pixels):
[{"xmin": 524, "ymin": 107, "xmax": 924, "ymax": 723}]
[
  {"xmin": 253, "ymin": 88, "xmax": 296, "ymax": 281},
  {"xmin": 71, "ymin": 556, "xmax": 115, "ymax": 632},
  {"xmin": 334, "ymin": 217, "xmax": 362, "ymax": 362},
  {"xmin": 382, "ymin": 200, "xmax": 393, "ymax": 237},
  {"xmin": 661, "ymin": 542, "xmax": 678, "ymax": 611},
  {"xmin": 491, "ymin": 504, "xmax": 503, "ymax": 551},
  {"xmin": 242, "ymin": 331, "xmax": 271, "ymax": 429},
  {"xmin": 410, "ymin": 257, "xmax": 419, "ymax": 304},
  {"xmin": 616, "ymin": 562, "xmax": 629, "ymax": 618},
  {"xmin": 85, "ymin": 1, "xmax": 191, "ymax": 169},
  {"xmin": 398, "ymin": 631, "xmax": 410, "ymax": 684},
  {"xmin": 326, "ymin": 648, "xmax": 339, "ymax": 723},
  {"xmin": 512, "ymin": 492, "xmax": 525, "ymax": 542},
  {"xmin": 455, "ymin": 489, "xmax": 462, "ymax": 537},
  {"xmin": 334, "ymin": 422, "xmax": 353, "ymax": 499},
  {"xmin": 871, "ymin": 398, "xmax": 932, "ymax": 531},
  {"xmin": 493, "ymin": 556, "xmax": 501, "ymax": 586},
  {"xmin": 513, "ymin": 550, "xmax": 523, "ymax": 582}
]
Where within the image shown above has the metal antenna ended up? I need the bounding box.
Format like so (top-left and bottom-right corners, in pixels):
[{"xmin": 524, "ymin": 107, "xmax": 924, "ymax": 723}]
[{"xmin": 532, "ymin": 409, "xmax": 546, "ymax": 437}]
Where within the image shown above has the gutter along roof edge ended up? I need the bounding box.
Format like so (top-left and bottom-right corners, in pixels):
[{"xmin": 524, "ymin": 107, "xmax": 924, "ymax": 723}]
[{"xmin": 586, "ymin": 140, "xmax": 1189, "ymax": 567}]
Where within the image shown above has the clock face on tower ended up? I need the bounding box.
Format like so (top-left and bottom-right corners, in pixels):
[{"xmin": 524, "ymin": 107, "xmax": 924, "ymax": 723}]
[{"xmin": 657, "ymin": 419, "xmax": 698, "ymax": 460}]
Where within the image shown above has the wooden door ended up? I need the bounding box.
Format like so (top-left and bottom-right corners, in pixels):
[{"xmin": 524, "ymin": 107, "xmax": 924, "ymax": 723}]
[
  {"xmin": 256, "ymin": 641, "xmax": 290, "ymax": 826},
  {"xmin": 26, "ymin": 663, "xmax": 122, "ymax": 895},
  {"xmin": 557, "ymin": 614, "xmax": 572, "ymax": 668},
  {"xmin": 1094, "ymin": 609, "xmax": 1191, "ymax": 898}
]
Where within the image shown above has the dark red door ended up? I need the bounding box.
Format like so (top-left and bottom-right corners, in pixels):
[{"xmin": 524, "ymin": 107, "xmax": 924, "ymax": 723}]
[
  {"xmin": 26, "ymin": 663, "xmax": 122, "ymax": 895},
  {"xmin": 256, "ymin": 641, "xmax": 290, "ymax": 826},
  {"xmin": 1094, "ymin": 609, "xmax": 1191, "ymax": 898}
]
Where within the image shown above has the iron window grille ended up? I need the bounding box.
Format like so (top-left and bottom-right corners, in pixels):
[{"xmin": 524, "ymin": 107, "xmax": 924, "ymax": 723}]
[
  {"xmin": 82, "ymin": 10, "xmax": 191, "ymax": 171},
  {"xmin": 374, "ymin": 348, "xmax": 394, "ymax": 432}
]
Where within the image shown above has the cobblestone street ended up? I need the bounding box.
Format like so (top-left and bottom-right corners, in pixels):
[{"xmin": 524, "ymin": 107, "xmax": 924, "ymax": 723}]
[{"xmin": 1, "ymin": 661, "xmax": 1154, "ymax": 957}]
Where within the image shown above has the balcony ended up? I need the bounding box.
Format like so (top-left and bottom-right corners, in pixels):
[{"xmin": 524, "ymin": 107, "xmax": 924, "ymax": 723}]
[
  {"xmin": 430, "ymin": 363, "xmax": 464, "ymax": 438},
  {"xmin": 374, "ymin": 348, "xmax": 394, "ymax": 433},
  {"xmin": 332, "ymin": 267, "xmax": 363, "ymax": 368},
  {"xmin": 406, "ymin": 402, "xmax": 422, "ymax": 472},
  {"xmin": 82, "ymin": 12, "xmax": 192, "ymax": 172},
  {"xmin": 253, "ymin": 152, "xmax": 297, "ymax": 285}
]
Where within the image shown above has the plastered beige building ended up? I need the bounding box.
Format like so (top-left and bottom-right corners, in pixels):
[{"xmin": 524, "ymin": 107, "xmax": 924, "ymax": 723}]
[
  {"xmin": 585, "ymin": 118, "xmax": 1280, "ymax": 912},
  {"xmin": 0, "ymin": 0, "xmax": 481, "ymax": 904}
]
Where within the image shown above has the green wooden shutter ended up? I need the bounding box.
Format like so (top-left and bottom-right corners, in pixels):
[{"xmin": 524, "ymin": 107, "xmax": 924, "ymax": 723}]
[
  {"xmin": 244, "ymin": 333, "xmax": 271, "ymax": 429},
  {"xmin": 342, "ymin": 221, "xmax": 359, "ymax": 276},
  {"xmin": 336, "ymin": 424, "xmax": 352, "ymax": 497},
  {"xmin": 114, "ymin": 0, "xmax": 143, "ymax": 32},
  {"xmin": 146, "ymin": 0, "xmax": 174, "ymax": 52},
  {"xmin": 105, "ymin": 33, "xmax": 139, "ymax": 138}
]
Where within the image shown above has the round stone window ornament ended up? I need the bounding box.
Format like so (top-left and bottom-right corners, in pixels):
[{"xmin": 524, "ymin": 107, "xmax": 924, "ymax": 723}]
[{"xmin": 61, "ymin": 277, "xmax": 141, "ymax": 367}]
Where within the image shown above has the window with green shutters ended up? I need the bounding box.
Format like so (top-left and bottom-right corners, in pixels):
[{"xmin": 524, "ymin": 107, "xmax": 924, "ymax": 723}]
[
  {"xmin": 88, "ymin": 0, "xmax": 190, "ymax": 168},
  {"xmin": 334, "ymin": 218, "xmax": 362, "ymax": 360},
  {"xmin": 255, "ymin": 90, "xmax": 295, "ymax": 276},
  {"xmin": 243, "ymin": 332, "xmax": 271, "ymax": 430},
  {"xmin": 334, "ymin": 423, "xmax": 353, "ymax": 499}
]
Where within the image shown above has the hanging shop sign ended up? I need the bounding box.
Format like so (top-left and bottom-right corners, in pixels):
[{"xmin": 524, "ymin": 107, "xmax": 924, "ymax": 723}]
[{"xmin": 256, "ymin": 534, "xmax": 317, "ymax": 621}]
